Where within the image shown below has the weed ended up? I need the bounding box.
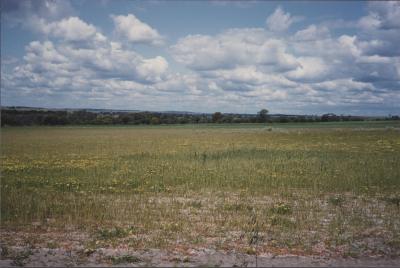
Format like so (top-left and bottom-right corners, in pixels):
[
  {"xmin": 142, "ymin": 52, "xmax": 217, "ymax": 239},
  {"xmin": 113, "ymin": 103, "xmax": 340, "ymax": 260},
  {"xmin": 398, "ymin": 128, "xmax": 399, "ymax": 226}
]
[
  {"xmin": 328, "ymin": 195, "xmax": 344, "ymax": 206},
  {"xmin": 83, "ymin": 248, "xmax": 96, "ymax": 256},
  {"xmin": 270, "ymin": 215, "xmax": 295, "ymax": 229},
  {"xmin": 109, "ymin": 254, "xmax": 141, "ymax": 264},
  {"xmin": 384, "ymin": 196, "xmax": 400, "ymax": 207},
  {"xmin": 46, "ymin": 241, "xmax": 58, "ymax": 249},
  {"xmin": 248, "ymin": 208, "xmax": 261, "ymax": 267},
  {"xmin": 0, "ymin": 245, "xmax": 9, "ymax": 258},
  {"xmin": 97, "ymin": 226, "xmax": 134, "ymax": 240},
  {"xmin": 189, "ymin": 201, "xmax": 202, "ymax": 208},
  {"xmin": 224, "ymin": 203, "xmax": 253, "ymax": 212},
  {"xmin": 192, "ymin": 236, "xmax": 205, "ymax": 244},
  {"xmin": 244, "ymin": 247, "xmax": 257, "ymax": 255},
  {"xmin": 270, "ymin": 203, "xmax": 291, "ymax": 215},
  {"xmin": 170, "ymin": 257, "xmax": 181, "ymax": 262},
  {"xmin": 387, "ymin": 239, "xmax": 400, "ymax": 249},
  {"xmin": 11, "ymin": 250, "xmax": 32, "ymax": 266}
]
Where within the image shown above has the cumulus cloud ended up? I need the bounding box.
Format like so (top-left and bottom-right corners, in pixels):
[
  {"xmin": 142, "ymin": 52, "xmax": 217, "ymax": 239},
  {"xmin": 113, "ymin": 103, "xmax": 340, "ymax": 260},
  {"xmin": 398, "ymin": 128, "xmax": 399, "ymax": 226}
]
[
  {"xmin": 358, "ymin": 14, "xmax": 381, "ymax": 31},
  {"xmin": 357, "ymin": 1, "xmax": 400, "ymax": 57},
  {"xmin": 1, "ymin": 13, "xmax": 172, "ymax": 110},
  {"xmin": 286, "ymin": 57, "xmax": 330, "ymax": 82},
  {"xmin": 45, "ymin": 17, "xmax": 103, "ymax": 42},
  {"xmin": 266, "ymin": 7, "xmax": 299, "ymax": 32},
  {"xmin": 13, "ymin": 37, "xmax": 169, "ymax": 85},
  {"xmin": 294, "ymin": 24, "xmax": 330, "ymax": 41},
  {"xmin": 111, "ymin": 14, "xmax": 164, "ymax": 45},
  {"xmin": 168, "ymin": 4, "xmax": 400, "ymax": 113},
  {"xmin": 358, "ymin": 1, "xmax": 400, "ymax": 30},
  {"xmin": 2, "ymin": 2, "xmax": 400, "ymax": 114},
  {"xmin": 170, "ymin": 28, "xmax": 298, "ymax": 71},
  {"xmin": 136, "ymin": 56, "xmax": 169, "ymax": 82}
]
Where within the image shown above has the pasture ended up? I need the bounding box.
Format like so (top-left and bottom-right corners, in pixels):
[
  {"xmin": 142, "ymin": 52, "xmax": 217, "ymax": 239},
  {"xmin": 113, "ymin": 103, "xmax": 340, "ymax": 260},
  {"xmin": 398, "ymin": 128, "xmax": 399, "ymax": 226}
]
[{"xmin": 1, "ymin": 121, "xmax": 400, "ymax": 265}]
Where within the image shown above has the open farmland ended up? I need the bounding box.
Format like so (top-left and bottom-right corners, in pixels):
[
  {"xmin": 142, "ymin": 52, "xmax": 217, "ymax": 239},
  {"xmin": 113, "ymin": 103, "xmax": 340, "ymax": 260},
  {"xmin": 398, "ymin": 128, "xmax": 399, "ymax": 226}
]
[{"xmin": 1, "ymin": 122, "xmax": 400, "ymax": 266}]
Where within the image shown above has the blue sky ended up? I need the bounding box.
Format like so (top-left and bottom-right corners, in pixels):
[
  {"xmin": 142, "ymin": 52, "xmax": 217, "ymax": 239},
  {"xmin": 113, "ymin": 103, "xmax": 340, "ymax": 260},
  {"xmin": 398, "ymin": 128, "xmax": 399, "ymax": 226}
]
[{"xmin": 1, "ymin": 0, "xmax": 399, "ymax": 115}]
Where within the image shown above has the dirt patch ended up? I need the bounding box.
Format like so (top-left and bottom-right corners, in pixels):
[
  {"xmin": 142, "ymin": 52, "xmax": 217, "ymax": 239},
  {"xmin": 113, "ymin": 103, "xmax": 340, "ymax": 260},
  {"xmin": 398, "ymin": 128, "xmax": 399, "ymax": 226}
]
[
  {"xmin": 1, "ymin": 229, "xmax": 400, "ymax": 267},
  {"xmin": 1, "ymin": 245, "xmax": 400, "ymax": 267}
]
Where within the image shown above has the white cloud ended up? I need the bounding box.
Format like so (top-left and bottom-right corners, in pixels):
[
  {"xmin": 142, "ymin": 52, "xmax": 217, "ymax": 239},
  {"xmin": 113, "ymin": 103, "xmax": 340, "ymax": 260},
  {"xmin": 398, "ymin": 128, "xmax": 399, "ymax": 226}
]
[
  {"xmin": 45, "ymin": 17, "xmax": 102, "ymax": 42},
  {"xmin": 314, "ymin": 79, "xmax": 375, "ymax": 92},
  {"xmin": 17, "ymin": 15, "xmax": 107, "ymax": 47},
  {"xmin": 136, "ymin": 56, "xmax": 169, "ymax": 82},
  {"xmin": 17, "ymin": 38, "xmax": 169, "ymax": 85},
  {"xmin": 266, "ymin": 7, "xmax": 298, "ymax": 32},
  {"xmin": 24, "ymin": 41, "xmax": 67, "ymax": 64},
  {"xmin": 356, "ymin": 2, "xmax": 400, "ymax": 57},
  {"xmin": 294, "ymin": 24, "xmax": 330, "ymax": 41},
  {"xmin": 168, "ymin": 4, "xmax": 400, "ymax": 113},
  {"xmin": 358, "ymin": 14, "xmax": 381, "ymax": 31},
  {"xmin": 2, "ymin": 13, "xmax": 171, "ymax": 107},
  {"xmin": 286, "ymin": 57, "xmax": 330, "ymax": 82},
  {"xmin": 204, "ymin": 67, "xmax": 297, "ymax": 89},
  {"xmin": 111, "ymin": 14, "xmax": 164, "ymax": 45},
  {"xmin": 170, "ymin": 28, "xmax": 298, "ymax": 71},
  {"xmin": 338, "ymin": 35, "xmax": 361, "ymax": 58},
  {"xmin": 359, "ymin": 1, "xmax": 400, "ymax": 30}
]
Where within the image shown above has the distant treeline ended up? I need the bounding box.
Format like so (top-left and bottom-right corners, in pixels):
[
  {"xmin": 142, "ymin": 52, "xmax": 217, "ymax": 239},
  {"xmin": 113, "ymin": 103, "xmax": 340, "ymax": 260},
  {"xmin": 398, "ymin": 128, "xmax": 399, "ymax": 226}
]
[{"xmin": 1, "ymin": 108, "xmax": 399, "ymax": 126}]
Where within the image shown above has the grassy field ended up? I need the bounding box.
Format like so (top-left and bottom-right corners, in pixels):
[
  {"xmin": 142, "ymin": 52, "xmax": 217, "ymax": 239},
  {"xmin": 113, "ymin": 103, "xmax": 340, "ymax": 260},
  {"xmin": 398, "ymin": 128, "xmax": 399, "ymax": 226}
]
[{"xmin": 1, "ymin": 121, "xmax": 400, "ymax": 262}]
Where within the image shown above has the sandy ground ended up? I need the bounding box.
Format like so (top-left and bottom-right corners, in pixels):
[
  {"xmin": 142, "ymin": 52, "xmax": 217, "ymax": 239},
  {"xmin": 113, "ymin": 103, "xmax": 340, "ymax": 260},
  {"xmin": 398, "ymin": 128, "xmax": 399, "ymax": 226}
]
[
  {"xmin": 1, "ymin": 228, "xmax": 399, "ymax": 267},
  {"xmin": 1, "ymin": 245, "xmax": 400, "ymax": 267}
]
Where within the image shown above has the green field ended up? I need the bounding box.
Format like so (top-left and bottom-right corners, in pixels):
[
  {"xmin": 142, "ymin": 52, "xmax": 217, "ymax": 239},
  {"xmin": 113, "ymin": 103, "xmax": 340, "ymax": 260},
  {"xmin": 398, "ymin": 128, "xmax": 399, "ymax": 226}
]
[{"xmin": 1, "ymin": 122, "xmax": 400, "ymax": 259}]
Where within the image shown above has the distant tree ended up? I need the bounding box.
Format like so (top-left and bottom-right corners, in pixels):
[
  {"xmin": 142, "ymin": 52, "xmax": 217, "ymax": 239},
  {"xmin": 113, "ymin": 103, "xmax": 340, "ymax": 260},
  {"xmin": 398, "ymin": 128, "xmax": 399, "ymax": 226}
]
[
  {"xmin": 257, "ymin": 109, "xmax": 269, "ymax": 123},
  {"xmin": 43, "ymin": 114, "xmax": 68, "ymax": 125},
  {"xmin": 150, "ymin": 116, "xmax": 160, "ymax": 125},
  {"xmin": 212, "ymin": 112, "xmax": 223, "ymax": 123},
  {"xmin": 279, "ymin": 116, "xmax": 289, "ymax": 123},
  {"xmin": 121, "ymin": 115, "xmax": 130, "ymax": 124},
  {"xmin": 321, "ymin": 113, "xmax": 338, "ymax": 122}
]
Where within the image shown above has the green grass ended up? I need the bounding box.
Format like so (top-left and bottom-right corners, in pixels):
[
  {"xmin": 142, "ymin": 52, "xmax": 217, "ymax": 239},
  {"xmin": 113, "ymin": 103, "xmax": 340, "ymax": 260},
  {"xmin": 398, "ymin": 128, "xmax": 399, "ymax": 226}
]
[{"xmin": 1, "ymin": 122, "xmax": 400, "ymax": 256}]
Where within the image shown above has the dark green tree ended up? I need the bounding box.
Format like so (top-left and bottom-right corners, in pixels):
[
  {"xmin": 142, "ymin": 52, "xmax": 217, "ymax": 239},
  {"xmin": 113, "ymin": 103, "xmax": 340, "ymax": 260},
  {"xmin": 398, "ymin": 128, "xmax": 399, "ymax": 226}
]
[
  {"xmin": 212, "ymin": 112, "xmax": 223, "ymax": 123},
  {"xmin": 257, "ymin": 109, "xmax": 269, "ymax": 123}
]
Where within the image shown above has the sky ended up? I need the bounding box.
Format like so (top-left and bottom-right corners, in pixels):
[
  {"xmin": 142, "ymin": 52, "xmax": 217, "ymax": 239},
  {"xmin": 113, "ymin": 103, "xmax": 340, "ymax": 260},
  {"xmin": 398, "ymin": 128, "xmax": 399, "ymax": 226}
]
[{"xmin": 1, "ymin": 0, "xmax": 399, "ymax": 115}]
